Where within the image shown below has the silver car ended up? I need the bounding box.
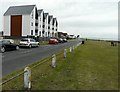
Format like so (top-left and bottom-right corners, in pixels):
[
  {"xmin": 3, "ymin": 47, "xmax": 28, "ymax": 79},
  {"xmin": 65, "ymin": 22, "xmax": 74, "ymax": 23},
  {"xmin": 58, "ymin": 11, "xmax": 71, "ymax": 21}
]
[{"xmin": 19, "ymin": 38, "xmax": 39, "ymax": 48}]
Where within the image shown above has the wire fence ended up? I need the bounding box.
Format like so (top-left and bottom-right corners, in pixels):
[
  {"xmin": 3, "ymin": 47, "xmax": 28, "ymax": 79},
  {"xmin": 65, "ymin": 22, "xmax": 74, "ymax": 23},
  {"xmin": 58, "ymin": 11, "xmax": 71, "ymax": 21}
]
[{"xmin": 1, "ymin": 41, "xmax": 82, "ymax": 90}]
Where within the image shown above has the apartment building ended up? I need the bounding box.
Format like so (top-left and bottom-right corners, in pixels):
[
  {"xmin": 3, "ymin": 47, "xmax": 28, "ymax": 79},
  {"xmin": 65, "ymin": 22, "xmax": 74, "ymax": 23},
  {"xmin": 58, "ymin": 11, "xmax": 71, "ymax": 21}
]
[
  {"xmin": 3, "ymin": 5, "xmax": 58, "ymax": 38},
  {"xmin": 43, "ymin": 13, "xmax": 49, "ymax": 37},
  {"xmin": 38, "ymin": 9, "xmax": 44, "ymax": 37},
  {"xmin": 48, "ymin": 15, "xmax": 53, "ymax": 37},
  {"xmin": 52, "ymin": 18, "xmax": 58, "ymax": 37},
  {"xmin": 3, "ymin": 5, "xmax": 38, "ymax": 37}
]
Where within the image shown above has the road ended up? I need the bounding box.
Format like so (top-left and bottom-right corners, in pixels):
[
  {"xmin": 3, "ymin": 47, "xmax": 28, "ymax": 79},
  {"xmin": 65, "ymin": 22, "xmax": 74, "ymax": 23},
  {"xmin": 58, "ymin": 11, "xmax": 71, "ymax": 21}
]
[{"xmin": 2, "ymin": 39, "xmax": 81, "ymax": 77}]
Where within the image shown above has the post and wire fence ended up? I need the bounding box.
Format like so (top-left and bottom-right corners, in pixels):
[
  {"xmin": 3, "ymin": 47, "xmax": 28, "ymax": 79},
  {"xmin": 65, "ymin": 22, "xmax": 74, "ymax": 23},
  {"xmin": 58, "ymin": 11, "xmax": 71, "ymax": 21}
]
[{"xmin": 0, "ymin": 42, "xmax": 82, "ymax": 90}]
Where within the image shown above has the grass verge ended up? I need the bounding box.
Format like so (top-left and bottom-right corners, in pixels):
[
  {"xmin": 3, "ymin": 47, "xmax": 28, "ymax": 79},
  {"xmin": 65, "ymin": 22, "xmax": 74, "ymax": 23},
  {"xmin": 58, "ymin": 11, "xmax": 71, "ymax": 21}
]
[
  {"xmin": 2, "ymin": 40, "xmax": 118, "ymax": 90},
  {"xmin": 39, "ymin": 41, "xmax": 49, "ymax": 45}
]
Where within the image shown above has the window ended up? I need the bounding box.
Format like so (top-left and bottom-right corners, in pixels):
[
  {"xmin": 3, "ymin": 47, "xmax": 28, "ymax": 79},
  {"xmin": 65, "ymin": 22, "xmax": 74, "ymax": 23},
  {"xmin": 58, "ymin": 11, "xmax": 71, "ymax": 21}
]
[
  {"xmin": 35, "ymin": 30, "xmax": 38, "ymax": 35},
  {"xmin": 31, "ymin": 30, "xmax": 33, "ymax": 35},
  {"xmin": 30, "ymin": 39, "xmax": 35, "ymax": 42},
  {"xmin": 46, "ymin": 32, "xmax": 47, "ymax": 37},
  {"xmin": 35, "ymin": 23, "xmax": 38, "ymax": 26},
  {"xmin": 43, "ymin": 25, "xmax": 45, "ymax": 28},
  {"xmin": 31, "ymin": 22, "xmax": 33, "ymax": 26},
  {"xmin": 39, "ymin": 31, "xmax": 41, "ymax": 36},
  {"xmin": 48, "ymin": 26, "xmax": 50, "ymax": 29}
]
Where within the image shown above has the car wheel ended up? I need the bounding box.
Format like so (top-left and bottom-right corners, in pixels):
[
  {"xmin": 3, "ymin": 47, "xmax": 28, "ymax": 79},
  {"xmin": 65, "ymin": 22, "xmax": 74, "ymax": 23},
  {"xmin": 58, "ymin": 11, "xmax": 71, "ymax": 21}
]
[
  {"xmin": 29, "ymin": 44, "xmax": 32, "ymax": 48},
  {"xmin": 1, "ymin": 47, "xmax": 5, "ymax": 53},
  {"xmin": 37, "ymin": 43, "xmax": 39, "ymax": 47},
  {"xmin": 16, "ymin": 46, "xmax": 19, "ymax": 50}
]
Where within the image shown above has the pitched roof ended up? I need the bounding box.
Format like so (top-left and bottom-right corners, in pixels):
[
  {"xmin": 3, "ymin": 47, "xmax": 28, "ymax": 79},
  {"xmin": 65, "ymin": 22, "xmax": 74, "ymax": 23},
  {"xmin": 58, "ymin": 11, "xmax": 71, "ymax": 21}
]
[
  {"xmin": 48, "ymin": 15, "xmax": 53, "ymax": 23},
  {"xmin": 52, "ymin": 18, "xmax": 57, "ymax": 25},
  {"xmin": 56, "ymin": 20, "xmax": 58, "ymax": 26},
  {"xmin": 44, "ymin": 13, "xmax": 49, "ymax": 19},
  {"xmin": 38, "ymin": 9, "xmax": 43, "ymax": 16},
  {"xmin": 4, "ymin": 5, "xmax": 36, "ymax": 16}
]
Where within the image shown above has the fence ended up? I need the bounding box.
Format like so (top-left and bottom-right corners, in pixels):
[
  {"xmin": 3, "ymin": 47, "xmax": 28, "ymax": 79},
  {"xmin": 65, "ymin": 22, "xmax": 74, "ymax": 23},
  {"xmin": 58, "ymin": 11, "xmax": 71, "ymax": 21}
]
[{"xmin": 0, "ymin": 42, "xmax": 82, "ymax": 90}]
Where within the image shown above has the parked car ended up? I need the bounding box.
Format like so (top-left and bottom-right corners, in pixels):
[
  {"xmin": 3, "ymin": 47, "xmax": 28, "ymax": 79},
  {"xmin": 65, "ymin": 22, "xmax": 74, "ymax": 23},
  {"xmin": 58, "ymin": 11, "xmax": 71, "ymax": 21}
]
[
  {"xmin": 63, "ymin": 38, "xmax": 67, "ymax": 42},
  {"xmin": 0, "ymin": 39, "xmax": 19, "ymax": 53},
  {"xmin": 19, "ymin": 38, "xmax": 39, "ymax": 48},
  {"xmin": 57, "ymin": 38, "xmax": 64, "ymax": 43},
  {"xmin": 49, "ymin": 39, "xmax": 59, "ymax": 44}
]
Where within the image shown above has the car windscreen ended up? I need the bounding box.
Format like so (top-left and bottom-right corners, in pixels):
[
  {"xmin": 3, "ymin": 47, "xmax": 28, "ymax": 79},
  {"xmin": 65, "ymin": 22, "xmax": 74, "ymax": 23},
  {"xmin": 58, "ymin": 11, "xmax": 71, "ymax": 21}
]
[
  {"xmin": 2, "ymin": 40, "xmax": 11, "ymax": 44},
  {"xmin": 21, "ymin": 39, "xmax": 28, "ymax": 41}
]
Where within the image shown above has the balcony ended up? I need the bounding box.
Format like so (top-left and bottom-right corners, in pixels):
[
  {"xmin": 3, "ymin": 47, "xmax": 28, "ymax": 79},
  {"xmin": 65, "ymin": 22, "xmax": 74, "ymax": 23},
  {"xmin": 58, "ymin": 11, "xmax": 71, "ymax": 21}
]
[
  {"xmin": 35, "ymin": 26, "xmax": 38, "ymax": 30},
  {"xmin": 43, "ymin": 22, "xmax": 45, "ymax": 26},
  {"xmin": 35, "ymin": 19, "xmax": 38, "ymax": 23}
]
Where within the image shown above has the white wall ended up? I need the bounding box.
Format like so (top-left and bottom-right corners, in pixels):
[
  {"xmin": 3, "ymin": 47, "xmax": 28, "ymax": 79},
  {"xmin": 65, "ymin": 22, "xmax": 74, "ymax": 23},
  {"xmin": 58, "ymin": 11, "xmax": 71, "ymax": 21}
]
[
  {"xmin": 50, "ymin": 18, "xmax": 53, "ymax": 37},
  {"xmin": 45, "ymin": 19, "xmax": 47, "ymax": 37},
  {"xmin": 3, "ymin": 16, "xmax": 10, "ymax": 36},
  {"xmin": 22, "ymin": 15, "xmax": 30, "ymax": 36},
  {"xmin": 38, "ymin": 11, "xmax": 43, "ymax": 37},
  {"xmin": 30, "ymin": 6, "xmax": 36, "ymax": 36}
]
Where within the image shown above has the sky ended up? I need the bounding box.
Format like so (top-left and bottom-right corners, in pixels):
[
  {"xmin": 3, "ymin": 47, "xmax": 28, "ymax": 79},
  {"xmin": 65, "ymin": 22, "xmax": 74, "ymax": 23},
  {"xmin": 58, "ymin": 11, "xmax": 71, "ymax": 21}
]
[{"xmin": 0, "ymin": 0, "xmax": 119, "ymax": 40}]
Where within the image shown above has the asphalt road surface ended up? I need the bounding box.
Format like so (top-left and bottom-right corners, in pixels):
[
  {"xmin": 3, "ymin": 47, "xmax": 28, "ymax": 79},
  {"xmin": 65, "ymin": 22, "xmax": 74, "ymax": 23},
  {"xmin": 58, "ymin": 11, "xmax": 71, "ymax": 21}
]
[{"xmin": 2, "ymin": 39, "xmax": 82, "ymax": 77}]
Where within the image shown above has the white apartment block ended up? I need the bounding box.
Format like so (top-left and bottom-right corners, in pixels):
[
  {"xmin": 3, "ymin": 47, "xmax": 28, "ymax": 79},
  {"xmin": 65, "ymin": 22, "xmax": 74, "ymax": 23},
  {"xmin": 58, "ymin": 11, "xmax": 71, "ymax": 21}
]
[
  {"xmin": 3, "ymin": 5, "xmax": 38, "ymax": 37},
  {"xmin": 48, "ymin": 15, "xmax": 53, "ymax": 37},
  {"xmin": 3, "ymin": 4, "xmax": 58, "ymax": 38},
  {"xmin": 38, "ymin": 9, "xmax": 44, "ymax": 37},
  {"xmin": 43, "ymin": 13, "xmax": 49, "ymax": 37},
  {"xmin": 52, "ymin": 18, "xmax": 58, "ymax": 37}
]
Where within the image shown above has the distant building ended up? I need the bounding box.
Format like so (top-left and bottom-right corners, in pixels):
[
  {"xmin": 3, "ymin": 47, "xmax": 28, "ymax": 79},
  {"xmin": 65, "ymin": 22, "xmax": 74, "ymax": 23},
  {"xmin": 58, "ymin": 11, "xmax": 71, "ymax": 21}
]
[{"xmin": 58, "ymin": 32, "xmax": 68, "ymax": 38}]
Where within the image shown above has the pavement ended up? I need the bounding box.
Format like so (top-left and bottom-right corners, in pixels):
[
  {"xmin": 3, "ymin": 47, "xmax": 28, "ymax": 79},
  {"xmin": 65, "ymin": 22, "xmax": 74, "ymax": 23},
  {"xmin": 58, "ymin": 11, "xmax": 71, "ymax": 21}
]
[{"xmin": 2, "ymin": 39, "xmax": 81, "ymax": 77}]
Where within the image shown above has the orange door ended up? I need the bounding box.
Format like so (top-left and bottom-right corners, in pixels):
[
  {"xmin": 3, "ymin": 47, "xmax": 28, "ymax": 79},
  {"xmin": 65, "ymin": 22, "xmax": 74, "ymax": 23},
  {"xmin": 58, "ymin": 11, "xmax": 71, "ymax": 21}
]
[{"xmin": 11, "ymin": 15, "xmax": 22, "ymax": 37}]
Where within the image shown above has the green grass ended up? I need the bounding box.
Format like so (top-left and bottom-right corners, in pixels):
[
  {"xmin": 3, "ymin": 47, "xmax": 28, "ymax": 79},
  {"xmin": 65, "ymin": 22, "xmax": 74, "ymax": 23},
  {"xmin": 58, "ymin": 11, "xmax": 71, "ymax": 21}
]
[
  {"xmin": 2, "ymin": 40, "xmax": 118, "ymax": 90},
  {"xmin": 39, "ymin": 41, "xmax": 49, "ymax": 45}
]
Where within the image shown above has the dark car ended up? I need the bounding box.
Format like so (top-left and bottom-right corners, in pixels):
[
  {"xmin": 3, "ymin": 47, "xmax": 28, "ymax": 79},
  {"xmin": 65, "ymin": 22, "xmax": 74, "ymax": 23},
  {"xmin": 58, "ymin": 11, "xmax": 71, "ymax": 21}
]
[
  {"xmin": 56, "ymin": 38, "xmax": 64, "ymax": 43},
  {"xmin": 0, "ymin": 39, "xmax": 19, "ymax": 53},
  {"xmin": 63, "ymin": 38, "xmax": 67, "ymax": 42}
]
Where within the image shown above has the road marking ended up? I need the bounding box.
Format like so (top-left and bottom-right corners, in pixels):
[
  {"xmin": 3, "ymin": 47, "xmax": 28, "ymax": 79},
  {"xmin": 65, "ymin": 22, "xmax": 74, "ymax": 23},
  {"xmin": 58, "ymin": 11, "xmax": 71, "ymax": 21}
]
[{"xmin": 19, "ymin": 50, "xmax": 32, "ymax": 54}]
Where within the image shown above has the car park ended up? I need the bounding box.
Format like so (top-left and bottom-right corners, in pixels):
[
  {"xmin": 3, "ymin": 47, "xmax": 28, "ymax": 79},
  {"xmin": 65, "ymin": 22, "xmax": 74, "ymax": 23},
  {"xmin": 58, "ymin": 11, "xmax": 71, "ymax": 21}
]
[
  {"xmin": 19, "ymin": 38, "xmax": 39, "ymax": 48},
  {"xmin": 49, "ymin": 39, "xmax": 59, "ymax": 44},
  {"xmin": 0, "ymin": 39, "xmax": 19, "ymax": 53}
]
